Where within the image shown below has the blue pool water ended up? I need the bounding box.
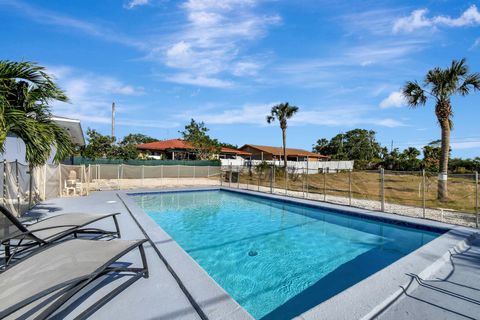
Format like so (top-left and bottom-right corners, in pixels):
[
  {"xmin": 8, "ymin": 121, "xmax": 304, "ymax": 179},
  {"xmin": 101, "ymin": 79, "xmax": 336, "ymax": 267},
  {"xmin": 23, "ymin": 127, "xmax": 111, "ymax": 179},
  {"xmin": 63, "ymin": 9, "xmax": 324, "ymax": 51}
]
[{"xmin": 133, "ymin": 190, "xmax": 442, "ymax": 319}]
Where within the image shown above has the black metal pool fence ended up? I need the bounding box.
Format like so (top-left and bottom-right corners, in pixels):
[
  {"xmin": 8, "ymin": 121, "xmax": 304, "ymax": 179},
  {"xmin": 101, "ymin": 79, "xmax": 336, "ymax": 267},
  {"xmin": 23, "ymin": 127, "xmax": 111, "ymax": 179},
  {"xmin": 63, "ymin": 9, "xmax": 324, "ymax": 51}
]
[{"xmin": 221, "ymin": 164, "xmax": 479, "ymax": 229}]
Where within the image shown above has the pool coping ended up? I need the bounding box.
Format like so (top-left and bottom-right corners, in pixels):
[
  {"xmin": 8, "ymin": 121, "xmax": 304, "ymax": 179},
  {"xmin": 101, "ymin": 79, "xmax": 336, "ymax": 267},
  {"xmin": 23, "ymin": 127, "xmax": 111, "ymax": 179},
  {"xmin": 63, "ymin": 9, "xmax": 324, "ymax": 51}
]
[{"xmin": 121, "ymin": 186, "xmax": 479, "ymax": 320}]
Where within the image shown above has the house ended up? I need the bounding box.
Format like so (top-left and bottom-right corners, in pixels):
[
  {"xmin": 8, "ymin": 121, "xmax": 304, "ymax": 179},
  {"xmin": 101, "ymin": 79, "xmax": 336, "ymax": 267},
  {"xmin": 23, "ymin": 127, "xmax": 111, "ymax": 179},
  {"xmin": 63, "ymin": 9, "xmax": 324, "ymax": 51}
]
[
  {"xmin": 239, "ymin": 144, "xmax": 329, "ymax": 162},
  {"xmin": 1, "ymin": 116, "xmax": 85, "ymax": 163},
  {"xmin": 136, "ymin": 139, "xmax": 251, "ymax": 160}
]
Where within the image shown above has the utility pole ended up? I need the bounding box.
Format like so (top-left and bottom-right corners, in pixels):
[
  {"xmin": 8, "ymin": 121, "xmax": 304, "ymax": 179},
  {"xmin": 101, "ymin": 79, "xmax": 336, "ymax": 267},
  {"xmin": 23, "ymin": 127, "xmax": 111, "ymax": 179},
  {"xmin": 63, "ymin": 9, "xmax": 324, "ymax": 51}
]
[{"xmin": 111, "ymin": 102, "xmax": 116, "ymax": 139}]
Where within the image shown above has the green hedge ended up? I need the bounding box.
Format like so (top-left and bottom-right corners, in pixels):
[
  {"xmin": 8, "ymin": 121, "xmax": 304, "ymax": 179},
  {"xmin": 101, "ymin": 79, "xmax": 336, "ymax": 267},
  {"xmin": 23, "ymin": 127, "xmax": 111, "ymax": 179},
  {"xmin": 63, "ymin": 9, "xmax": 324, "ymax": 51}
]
[{"xmin": 69, "ymin": 157, "xmax": 220, "ymax": 166}]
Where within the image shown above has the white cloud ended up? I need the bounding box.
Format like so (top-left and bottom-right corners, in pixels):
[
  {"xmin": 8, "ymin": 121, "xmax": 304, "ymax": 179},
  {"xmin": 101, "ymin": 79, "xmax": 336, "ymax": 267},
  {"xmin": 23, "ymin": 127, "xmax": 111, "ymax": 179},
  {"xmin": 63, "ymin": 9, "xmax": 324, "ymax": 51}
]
[
  {"xmin": 150, "ymin": 0, "xmax": 280, "ymax": 87},
  {"xmin": 43, "ymin": 66, "xmax": 165, "ymax": 128},
  {"xmin": 394, "ymin": 5, "xmax": 480, "ymax": 33},
  {"xmin": 176, "ymin": 103, "xmax": 407, "ymax": 128},
  {"xmin": 473, "ymin": 38, "xmax": 480, "ymax": 48},
  {"xmin": 231, "ymin": 61, "xmax": 261, "ymax": 76},
  {"xmin": 3, "ymin": 0, "xmax": 145, "ymax": 48},
  {"xmin": 182, "ymin": 0, "xmax": 256, "ymax": 12},
  {"xmin": 379, "ymin": 90, "xmax": 406, "ymax": 109},
  {"xmin": 451, "ymin": 138, "xmax": 480, "ymax": 150},
  {"xmin": 292, "ymin": 109, "xmax": 406, "ymax": 128},
  {"xmin": 166, "ymin": 73, "xmax": 234, "ymax": 88},
  {"xmin": 124, "ymin": 0, "xmax": 149, "ymax": 9}
]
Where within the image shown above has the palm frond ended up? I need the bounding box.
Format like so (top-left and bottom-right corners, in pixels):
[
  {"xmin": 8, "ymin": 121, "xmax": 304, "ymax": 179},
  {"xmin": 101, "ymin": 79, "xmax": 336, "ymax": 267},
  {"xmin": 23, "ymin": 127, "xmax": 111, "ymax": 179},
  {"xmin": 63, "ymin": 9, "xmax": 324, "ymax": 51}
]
[
  {"xmin": 402, "ymin": 81, "xmax": 427, "ymax": 107},
  {"xmin": 1, "ymin": 60, "xmax": 72, "ymax": 165},
  {"xmin": 0, "ymin": 60, "xmax": 49, "ymax": 88},
  {"xmin": 457, "ymin": 72, "xmax": 480, "ymax": 96}
]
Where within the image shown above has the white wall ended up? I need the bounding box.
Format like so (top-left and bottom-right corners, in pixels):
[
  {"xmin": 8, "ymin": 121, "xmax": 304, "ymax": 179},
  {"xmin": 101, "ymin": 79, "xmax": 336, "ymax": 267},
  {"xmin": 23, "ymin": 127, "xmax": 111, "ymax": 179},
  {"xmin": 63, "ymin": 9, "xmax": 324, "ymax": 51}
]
[
  {"xmin": 1, "ymin": 135, "xmax": 57, "ymax": 164},
  {"xmin": 220, "ymin": 158, "xmax": 354, "ymax": 173}
]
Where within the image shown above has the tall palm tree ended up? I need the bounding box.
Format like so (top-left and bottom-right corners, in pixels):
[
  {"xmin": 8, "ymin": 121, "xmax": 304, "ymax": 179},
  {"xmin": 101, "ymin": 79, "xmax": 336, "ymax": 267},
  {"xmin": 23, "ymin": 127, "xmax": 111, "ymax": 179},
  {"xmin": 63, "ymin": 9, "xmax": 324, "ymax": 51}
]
[
  {"xmin": 403, "ymin": 58, "xmax": 480, "ymax": 200},
  {"xmin": 1, "ymin": 60, "xmax": 73, "ymax": 207},
  {"xmin": 266, "ymin": 102, "xmax": 299, "ymax": 168}
]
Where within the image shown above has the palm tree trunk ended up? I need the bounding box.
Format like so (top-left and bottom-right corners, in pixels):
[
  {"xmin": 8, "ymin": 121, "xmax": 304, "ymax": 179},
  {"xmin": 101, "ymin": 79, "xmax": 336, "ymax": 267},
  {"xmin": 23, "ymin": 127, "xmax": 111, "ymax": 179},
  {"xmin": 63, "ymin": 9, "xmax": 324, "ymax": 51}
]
[
  {"xmin": 438, "ymin": 120, "xmax": 450, "ymax": 201},
  {"xmin": 282, "ymin": 128, "xmax": 287, "ymax": 168}
]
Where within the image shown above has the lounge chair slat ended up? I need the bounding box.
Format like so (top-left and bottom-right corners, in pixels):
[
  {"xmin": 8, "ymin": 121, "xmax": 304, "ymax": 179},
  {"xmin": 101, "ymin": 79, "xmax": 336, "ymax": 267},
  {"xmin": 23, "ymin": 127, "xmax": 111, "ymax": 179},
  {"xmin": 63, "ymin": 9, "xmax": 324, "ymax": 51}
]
[
  {"xmin": 27, "ymin": 213, "xmax": 119, "ymax": 241},
  {"xmin": 0, "ymin": 239, "xmax": 145, "ymax": 318}
]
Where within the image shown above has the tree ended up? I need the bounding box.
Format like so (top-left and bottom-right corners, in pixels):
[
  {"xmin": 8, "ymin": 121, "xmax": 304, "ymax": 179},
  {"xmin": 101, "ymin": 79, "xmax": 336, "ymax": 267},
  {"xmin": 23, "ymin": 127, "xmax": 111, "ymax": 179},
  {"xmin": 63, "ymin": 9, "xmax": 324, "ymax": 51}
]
[
  {"xmin": 179, "ymin": 119, "xmax": 220, "ymax": 160},
  {"xmin": 313, "ymin": 129, "xmax": 384, "ymax": 168},
  {"xmin": 266, "ymin": 102, "xmax": 299, "ymax": 168},
  {"xmin": 219, "ymin": 142, "xmax": 238, "ymax": 150},
  {"xmin": 119, "ymin": 133, "xmax": 157, "ymax": 146},
  {"xmin": 400, "ymin": 147, "xmax": 421, "ymax": 171},
  {"xmin": 81, "ymin": 128, "xmax": 115, "ymax": 159},
  {"xmin": 312, "ymin": 138, "xmax": 329, "ymax": 154},
  {"xmin": 403, "ymin": 58, "xmax": 480, "ymax": 200},
  {"xmin": 422, "ymin": 141, "xmax": 442, "ymax": 172},
  {"xmin": 383, "ymin": 148, "xmax": 401, "ymax": 170}
]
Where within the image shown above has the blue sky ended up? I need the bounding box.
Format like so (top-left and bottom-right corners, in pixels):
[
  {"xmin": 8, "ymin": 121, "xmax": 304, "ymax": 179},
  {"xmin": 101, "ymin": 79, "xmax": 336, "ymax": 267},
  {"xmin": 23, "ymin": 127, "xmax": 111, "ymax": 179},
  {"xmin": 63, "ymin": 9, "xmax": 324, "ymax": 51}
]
[{"xmin": 1, "ymin": 0, "xmax": 480, "ymax": 157}]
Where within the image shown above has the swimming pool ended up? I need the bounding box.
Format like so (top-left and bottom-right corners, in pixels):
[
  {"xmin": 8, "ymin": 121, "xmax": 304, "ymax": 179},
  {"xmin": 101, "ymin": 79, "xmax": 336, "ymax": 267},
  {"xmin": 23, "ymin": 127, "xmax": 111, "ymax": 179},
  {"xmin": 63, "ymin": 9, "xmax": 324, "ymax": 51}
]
[{"xmin": 133, "ymin": 190, "xmax": 442, "ymax": 319}]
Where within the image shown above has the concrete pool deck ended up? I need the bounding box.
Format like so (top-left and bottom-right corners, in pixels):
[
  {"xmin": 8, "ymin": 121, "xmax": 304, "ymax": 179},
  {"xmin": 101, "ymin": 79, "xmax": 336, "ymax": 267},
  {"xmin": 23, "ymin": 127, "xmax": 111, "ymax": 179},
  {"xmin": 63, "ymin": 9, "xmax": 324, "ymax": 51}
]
[{"xmin": 20, "ymin": 187, "xmax": 480, "ymax": 319}]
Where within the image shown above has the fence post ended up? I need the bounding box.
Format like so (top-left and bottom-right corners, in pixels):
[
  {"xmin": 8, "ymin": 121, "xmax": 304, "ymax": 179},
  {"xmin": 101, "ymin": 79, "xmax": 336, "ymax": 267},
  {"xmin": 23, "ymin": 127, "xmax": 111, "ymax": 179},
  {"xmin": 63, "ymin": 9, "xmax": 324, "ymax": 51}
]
[
  {"xmin": 15, "ymin": 160, "xmax": 20, "ymax": 214},
  {"xmin": 237, "ymin": 166, "xmax": 240, "ymax": 189},
  {"xmin": 2, "ymin": 160, "xmax": 5, "ymax": 206},
  {"xmin": 117, "ymin": 165, "xmax": 121, "ymax": 190},
  {"xmin": 257, "ymin": 169, "xmax": 260, "ymax": 192},
  {"xmin": 79, "ymin": 165, "xmax": 84, "ymax": 195},
  {"xmin": 207, "ymin": 165, "xmax": 210, "ymax": 178},
  {"xmin": 380, "ymin": 168, "xmax": 385, "ymax": 212},
  {"xmin": 349, "ymin": 170, "xmax": 352, "ymax": 206},
  {"xmin": 475, "ymin": 171, "xmax": 478, "ymax": 228},
  {"xmin": 422, "ymin": 169, "xmax": 426, "ymax": 219},
  {"xmin": 323, "ymin": 170, "xmax": 326, "ymax": 201},
  {"xmin": 86, "ymin": 164, "xmax": 90, "ymax": 195},
  {"xmin": 220, "ymin": 166, "xmax": 223, "ymax": 186},
  {"xmin": 43, "ymin": 164, "xmax": 47, "ymax": 200},
  {"xmin": 15, "ymin": 159, "xmax": 20, "ymax": 216},
  {"xmin": 229, "ymin": 165, "xmax": 232, "ymax": 188},
  {"xmin": 177, "ymin": 165, "xmax": 180, "ymax": 184},
  {"xmin": 270, "ymin": 165, "xmax": 273, "ymax": 194},
  {"xmin": 193, "ymin": 165, "xmax": 196, "ymax": 179},
  {"xmin": 306, "ymin": 161, "xmax": 309, "ymax": 199},
  {"xmin": 302, "ymin": 167, "xmax": 305, "ymax": 198},
  {"xmin": 58, "ymin": 164, "xmax": 62, "ymax": 197}
]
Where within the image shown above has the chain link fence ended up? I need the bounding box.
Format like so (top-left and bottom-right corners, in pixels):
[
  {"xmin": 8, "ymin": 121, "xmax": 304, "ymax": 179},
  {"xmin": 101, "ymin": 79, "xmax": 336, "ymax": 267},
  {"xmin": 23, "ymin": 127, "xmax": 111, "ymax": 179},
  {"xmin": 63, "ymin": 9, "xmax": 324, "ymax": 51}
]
[
  {"xmin": 1, "ymin": 161, "xmax": 221, "ymax": 217},
  {"xmin": 222, "ymin": 164, "xmax": 479, "ymax": 228}
]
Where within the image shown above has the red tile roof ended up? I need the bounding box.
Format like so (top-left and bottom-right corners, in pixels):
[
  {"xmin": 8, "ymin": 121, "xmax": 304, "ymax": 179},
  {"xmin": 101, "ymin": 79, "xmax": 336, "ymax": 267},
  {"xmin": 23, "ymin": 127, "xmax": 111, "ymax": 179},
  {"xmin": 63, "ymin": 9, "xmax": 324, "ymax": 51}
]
[
  {"xmin": 220, "ymin": 147, "xmax": 251, "ymax": 156},
  {"xmin": 137, "ymin": 139, "xmax": 251, "ymax": 155}
]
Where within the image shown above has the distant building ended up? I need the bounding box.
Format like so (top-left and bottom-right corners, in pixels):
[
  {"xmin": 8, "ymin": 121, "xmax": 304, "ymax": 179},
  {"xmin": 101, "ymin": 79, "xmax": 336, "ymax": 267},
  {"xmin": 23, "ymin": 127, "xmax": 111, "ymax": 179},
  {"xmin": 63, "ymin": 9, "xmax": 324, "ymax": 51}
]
[
  {"xmin": 1, "ymin": 116, "xmax": 85, "ymax": 163},
  {"xmin": 239, "ymin": 144, "xmax": 329, "ymax": 162},
  {"xmin": 136, "ymin": 139, "xmax": 251, "ymax": 160}
]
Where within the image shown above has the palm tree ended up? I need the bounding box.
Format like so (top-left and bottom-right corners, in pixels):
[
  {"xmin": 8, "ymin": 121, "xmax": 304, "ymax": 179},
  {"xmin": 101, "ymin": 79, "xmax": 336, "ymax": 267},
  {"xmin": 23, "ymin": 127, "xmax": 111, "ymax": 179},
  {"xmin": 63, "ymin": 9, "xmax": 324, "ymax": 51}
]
[
  {"xmin": 403, "ymin": 58, "xmax": 480, "ymax": 200},
  {"xmin": 1, "ymin": 60, "xmax": 73, "ymax": 207},
  {"xmin": 266, "ymin": 102, "xmax": 299, "ymax": 168}
]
